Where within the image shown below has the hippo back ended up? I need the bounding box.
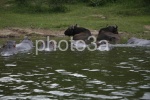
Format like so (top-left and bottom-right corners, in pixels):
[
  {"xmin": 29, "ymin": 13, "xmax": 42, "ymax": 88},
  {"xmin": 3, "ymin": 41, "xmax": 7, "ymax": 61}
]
[
  {"xmin": 127, "ymin": 37, "xmax": 150, "ymax": 45},
  {"xmin": 22, "ymin": 36, "xmax": 33, "ymax": 47},
  {"xmin": 16, "ymin": 37, "xmax": 33, "ymax": 52}
]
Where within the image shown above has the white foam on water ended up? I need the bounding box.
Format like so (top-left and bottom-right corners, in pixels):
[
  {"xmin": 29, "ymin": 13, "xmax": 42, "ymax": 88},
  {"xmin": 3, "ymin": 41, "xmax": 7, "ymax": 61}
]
[
  {"xmin": 79, "ymin": 93, "xmax": 122, "ymax": 99},
  {"xmin": 5, "ymin": 64, "xmax": 17, "ymax": 67},
  {"xmin": 48, "ymin": 91, "xmax": 73, "ymax": 96},
  {"xmin": 87, "ymin": 79, "xmax": 105, "ymax": 85},
  {"xmin": 0, "ymin": 77, "xmax": 15, "ymax": 82},
  {"xmin": 97, "ymin": 44, "xmax": 111, "ymax": 51},
  {"xmin": 69, "ymin": 73, "xmax": 87, "ymax": 78},
  {"xmin": 33, "ymin": 89, "xmax": 44, "ymax": 93}
]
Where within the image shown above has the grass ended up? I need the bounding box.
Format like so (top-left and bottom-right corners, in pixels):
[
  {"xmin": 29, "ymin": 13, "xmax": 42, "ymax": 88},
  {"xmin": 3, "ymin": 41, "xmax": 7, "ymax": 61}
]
[{"xmin": 0, "ymin": 3, "xmax": 150, "ymax": 40}]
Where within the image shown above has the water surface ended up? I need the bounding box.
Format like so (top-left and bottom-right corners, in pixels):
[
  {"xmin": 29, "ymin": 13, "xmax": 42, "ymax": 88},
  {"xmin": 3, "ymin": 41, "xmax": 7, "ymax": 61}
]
[{"xmin": 0, "ymin": 38, "xmax": 150, "ymax": 99}]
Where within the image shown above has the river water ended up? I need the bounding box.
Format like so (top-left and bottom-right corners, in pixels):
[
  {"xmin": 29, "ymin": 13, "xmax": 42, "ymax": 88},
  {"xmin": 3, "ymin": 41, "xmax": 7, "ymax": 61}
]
[{"xmin": 0, "ymin": 38, "xmax": 150, "ymax": 100}]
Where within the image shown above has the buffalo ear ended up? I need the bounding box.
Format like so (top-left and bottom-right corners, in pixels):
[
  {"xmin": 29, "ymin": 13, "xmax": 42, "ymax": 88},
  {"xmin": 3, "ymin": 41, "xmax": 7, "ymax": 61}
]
[
  {"xmin": 75, "ymin": 24, "xmax": 78, "ymax": 27},
  {"xmin": 115, "ymin": 25, "xmax": 118, "ymax": 29},
  {"xmin": 106, "ymin": 24, "xmax": 108, "ymax": 27}
]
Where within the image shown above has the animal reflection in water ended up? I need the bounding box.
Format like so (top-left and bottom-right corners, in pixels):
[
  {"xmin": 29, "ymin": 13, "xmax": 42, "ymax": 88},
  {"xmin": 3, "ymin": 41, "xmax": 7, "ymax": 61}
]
[
  {"xmin": 71, "ymin": 40, "xmax": 87, "ymax": 49},
  {"xmin": 96, "ymin": 40, "xmax": 113, "ymax": 51}
]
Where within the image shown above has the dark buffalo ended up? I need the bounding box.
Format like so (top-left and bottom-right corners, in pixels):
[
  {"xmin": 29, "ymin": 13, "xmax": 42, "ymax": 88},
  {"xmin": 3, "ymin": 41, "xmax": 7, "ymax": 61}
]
[
  {"xmin": 97, "ymin": 25, "xmax": 120, "ymax": 44},
  {"xmin": 99, "ymin": 25, "xmax": 118, "ymax": 34},
  {"xmin": 73, "ymin": 32, "xmax": 91, "ymax": 41},
  {"xmin": 64, "ymin": 24, "xmax": 91, "ymax": 41},
  {"xmin": 1, "ymin": 41, "xmax": 17, "ymax": 56}
]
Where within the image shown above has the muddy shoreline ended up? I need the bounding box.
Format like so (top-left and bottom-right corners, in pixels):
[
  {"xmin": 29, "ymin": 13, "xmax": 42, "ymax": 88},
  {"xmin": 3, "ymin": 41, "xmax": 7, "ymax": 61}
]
[
  {"xmin": 0, "ymin": 27, "xmax": 131, "ymax": 40},
  {"xmin": 0, "ymin": 27, "xmax": 99, "ymax": 38}
]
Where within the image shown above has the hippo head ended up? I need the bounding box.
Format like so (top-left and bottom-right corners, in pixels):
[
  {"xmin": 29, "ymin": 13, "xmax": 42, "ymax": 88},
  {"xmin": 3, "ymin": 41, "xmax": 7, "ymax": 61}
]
[
  {"xmin": 1, "ymin": 41, "xmax": 17, "ymax": 56},
  {"xmin": 64, "ymin": 24, "xmax": 78, "ymax": 36}
]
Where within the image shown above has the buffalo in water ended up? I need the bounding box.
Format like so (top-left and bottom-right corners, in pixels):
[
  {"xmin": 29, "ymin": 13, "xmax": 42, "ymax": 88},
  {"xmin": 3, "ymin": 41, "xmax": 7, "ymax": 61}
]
[
  {"xmin": 64, "ymin": 24, "xmax": 91, "ymax": 41},
  {"xmin": 97, "ymin": 25, "xmax": 120, "ymax": 44}
]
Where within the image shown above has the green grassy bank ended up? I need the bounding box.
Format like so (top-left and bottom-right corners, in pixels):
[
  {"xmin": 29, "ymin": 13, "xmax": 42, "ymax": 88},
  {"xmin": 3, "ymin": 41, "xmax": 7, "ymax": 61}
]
[{"xmin": 0, "ymin": 1, "xmax": 150, "ymax": 39}]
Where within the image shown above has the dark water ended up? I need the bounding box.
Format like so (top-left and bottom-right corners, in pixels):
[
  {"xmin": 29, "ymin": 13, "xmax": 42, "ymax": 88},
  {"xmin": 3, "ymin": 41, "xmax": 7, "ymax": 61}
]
[{"xmin": 0, "ymin": 39, "xmax": 150, "ymax": 99}]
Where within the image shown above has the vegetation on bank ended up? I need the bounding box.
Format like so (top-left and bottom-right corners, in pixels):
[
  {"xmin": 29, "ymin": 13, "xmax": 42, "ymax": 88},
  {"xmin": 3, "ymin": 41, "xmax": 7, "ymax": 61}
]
[{"xmin": 0, "ymin": 0, "xmax": 150, "ymax": 39}]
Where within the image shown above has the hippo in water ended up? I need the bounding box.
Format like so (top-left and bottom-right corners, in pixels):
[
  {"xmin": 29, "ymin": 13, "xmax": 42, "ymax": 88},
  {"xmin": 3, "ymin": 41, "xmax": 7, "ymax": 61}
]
[
  {"xmin": 1, "ymin": 41, "xmax": 18, "ymax": 56},
  {"xmin": 127, "ymin": 37, "xmax": 150, "ymax": 46},
  {"xmin": 97, "ymin": 25, "xmax": 120, "ymax": 44},
  {"xmin": 16, "ymin": 36, "xmax": 33, "ymax": 52},
  {"xmin": 64, "ymin": 24, "xmax": 91, "ymax": 41}
]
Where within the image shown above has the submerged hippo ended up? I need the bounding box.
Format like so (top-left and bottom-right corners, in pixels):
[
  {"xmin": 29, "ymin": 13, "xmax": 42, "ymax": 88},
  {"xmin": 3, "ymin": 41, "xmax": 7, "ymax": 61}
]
[
  {"xmin": 97, "ymin": 25, "xmax": 120, "ymax": 44},
  {"xmin": 16, "ymin": 36, "xmax": 33, "ymax": 52},
  {"xmin": 39, "ymin": 41, "xmax": 56, "ymax": 51},
  {"xmin": 127, "ymin": 37, "xmax": 150, "ymax": 46},
  {"xmin": 64, "ymin": 24, "xmax": 91, "ymax": 41},
  {"xmin": 1, "ymin": 41, "xmax": 18, "ymax": 56}
]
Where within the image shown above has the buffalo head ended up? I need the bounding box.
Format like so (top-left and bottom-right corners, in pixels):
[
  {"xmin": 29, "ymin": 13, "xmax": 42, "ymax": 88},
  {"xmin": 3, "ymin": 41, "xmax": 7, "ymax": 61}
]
[
  {"xmin": 64, "ymin": 24, "xmax": 78, "ymax": 36},
  {"xmin": 64, "ymin": 24, "xmax": 91, "ymax": 37},
  {"xmin": 99, "ymin": 25, "xmax": 118, "ymax": 34}
]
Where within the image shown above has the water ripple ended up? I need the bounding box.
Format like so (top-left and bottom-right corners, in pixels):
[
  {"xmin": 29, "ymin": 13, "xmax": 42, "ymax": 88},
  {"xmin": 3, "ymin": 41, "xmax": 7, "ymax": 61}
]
[
  {"xmin": 5, "ymin": 64, "xmax": 17, "ymax": 67},
  {"xmin": 138, "ymin": 85, "xmax": 150, "ymax": 89},
  {"xmin": 48, "ymin": 91, "xmax": 73, "ymax": 96},
  {"xmin": 79, "ymin": 93, "xmax": 122, "ymax": 99},
  {"xmin": 111, "ymin": 90, "xmax": 136, "ymax": 96},
  {"xmin": 87, "ymin": 79, "xmax": 105, "ymax": 85},
  {"xmin": 69, "ymin": 73, "xmax": 87, "ymax": 78},
  {"xmin": 33, "ymin": 89, "xmax": 45, "ymax": 93}
]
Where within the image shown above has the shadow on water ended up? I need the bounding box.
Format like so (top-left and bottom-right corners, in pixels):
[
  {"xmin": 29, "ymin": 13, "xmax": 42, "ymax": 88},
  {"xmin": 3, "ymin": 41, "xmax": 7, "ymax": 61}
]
[{"xmin": 0, "ymin": 39, "xmax": 150, "ymax": 99}]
